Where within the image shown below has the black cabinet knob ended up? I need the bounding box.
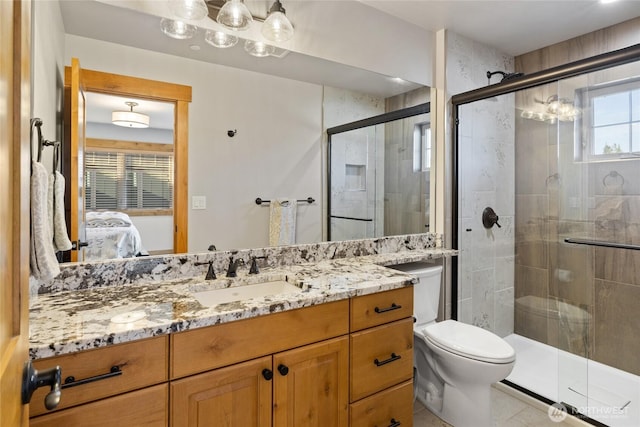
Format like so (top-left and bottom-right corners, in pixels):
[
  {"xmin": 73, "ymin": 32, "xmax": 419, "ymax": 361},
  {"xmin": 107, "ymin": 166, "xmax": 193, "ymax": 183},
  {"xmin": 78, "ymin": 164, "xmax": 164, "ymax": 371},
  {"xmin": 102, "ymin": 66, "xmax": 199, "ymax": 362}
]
[
  {"xmin": 262, "ymin": 368, "xmax": 273, "ymax": 381},
  {"xmin": 277, "ymin": 364, "xmax": 289, "ymax": 376}
]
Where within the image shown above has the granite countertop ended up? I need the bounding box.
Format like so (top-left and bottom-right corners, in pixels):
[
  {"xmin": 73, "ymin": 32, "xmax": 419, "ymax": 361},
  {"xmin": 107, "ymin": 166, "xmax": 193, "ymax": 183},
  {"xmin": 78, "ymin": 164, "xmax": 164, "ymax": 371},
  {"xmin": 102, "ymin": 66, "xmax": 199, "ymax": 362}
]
[{"xmin": 29, "ymin": 248, "xmax": 453, "ymax": 360}]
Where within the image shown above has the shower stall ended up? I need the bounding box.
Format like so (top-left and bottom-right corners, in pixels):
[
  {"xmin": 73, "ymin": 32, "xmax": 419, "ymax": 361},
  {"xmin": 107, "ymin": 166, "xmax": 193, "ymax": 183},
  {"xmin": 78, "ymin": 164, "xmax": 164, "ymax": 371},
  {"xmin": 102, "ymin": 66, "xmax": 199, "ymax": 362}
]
[
  {"xmin": 453, "ymin": 44, "xmax": 640, "ymax": 427},
  {"xmin": 327, "ymin": 103, "xmax": 431, "ymax": 241}
]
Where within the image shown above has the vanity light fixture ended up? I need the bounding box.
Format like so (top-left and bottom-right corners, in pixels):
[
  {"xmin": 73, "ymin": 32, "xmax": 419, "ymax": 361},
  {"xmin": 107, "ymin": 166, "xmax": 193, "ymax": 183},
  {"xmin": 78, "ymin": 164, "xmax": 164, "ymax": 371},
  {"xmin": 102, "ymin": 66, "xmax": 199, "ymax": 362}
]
[
  {"xmin": 521, "ymin": 95, "xmax": 580, "ymax": 123},
  {"xmin": 216, "ymin": 0, "xmax": 253, "ymax": 31},
  {"xmin": 168, "ymin": 0, "xmax": 209, "ymax": 21},
  {"xmin": 543, "ymin": 95, "xmax": 580, "ymax": 121},
  {"xmin": 160, "ymin": 18, "xmax": 197, "ymax": 39},
  {"xmin": 112, "ymin": 102, "xmax": 150, "ymax": 128},
  {"xmin": 205, "ymin": 29, "xmax": 238, "ymax": 48},
  {"xmin": 262, "ymin": 0, "xmax": 294, "ymax": 42},
  {"xmin": 244, "ymin": 40, "xmax": 275, "ymax": 57}
]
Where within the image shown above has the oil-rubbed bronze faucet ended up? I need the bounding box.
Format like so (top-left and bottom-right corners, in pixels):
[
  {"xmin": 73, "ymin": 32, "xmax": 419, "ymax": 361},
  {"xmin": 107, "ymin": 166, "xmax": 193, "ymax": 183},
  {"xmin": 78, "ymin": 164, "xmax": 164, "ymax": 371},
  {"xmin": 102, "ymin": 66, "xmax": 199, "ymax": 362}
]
[
  {"xmin": 249, "ymin": 256, "xmax": 267, "ymax": 274},
  {"xmin": 226, "ymin": 256, "xmax": 245, "ymax": 277}
]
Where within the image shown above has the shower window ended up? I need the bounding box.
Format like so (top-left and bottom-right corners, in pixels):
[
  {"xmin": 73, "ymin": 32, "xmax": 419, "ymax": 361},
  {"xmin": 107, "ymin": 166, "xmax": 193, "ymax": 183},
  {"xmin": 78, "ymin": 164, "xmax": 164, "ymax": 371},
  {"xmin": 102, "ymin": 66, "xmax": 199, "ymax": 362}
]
[{"xmin": 581, "ymin": 79, "xmax": 640, "ymax": 161}]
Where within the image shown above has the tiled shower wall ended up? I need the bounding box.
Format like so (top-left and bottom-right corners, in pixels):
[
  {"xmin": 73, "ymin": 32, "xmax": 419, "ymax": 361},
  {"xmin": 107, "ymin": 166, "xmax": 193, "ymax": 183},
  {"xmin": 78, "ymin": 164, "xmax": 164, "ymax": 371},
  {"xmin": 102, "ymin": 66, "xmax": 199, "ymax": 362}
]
[
  {"xmin": 384, "ymin": 87, "xmax": 431, "ymax": 236},
  {"xmin": 448, "ymin": 32, "xmax": 516, "ymax": 337},
  {"xmin": 513, "ymin": 18, "xmax": 640, "ymax": 375}
]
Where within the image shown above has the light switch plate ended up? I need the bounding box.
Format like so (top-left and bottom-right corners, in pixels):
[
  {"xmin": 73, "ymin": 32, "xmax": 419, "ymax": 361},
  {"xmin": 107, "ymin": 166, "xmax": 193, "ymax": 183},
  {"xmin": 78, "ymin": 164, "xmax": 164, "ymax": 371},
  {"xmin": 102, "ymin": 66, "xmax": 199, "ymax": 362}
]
[{"xmin": 192, "ymin": 196, "xmax": 206, "ymax": 210}]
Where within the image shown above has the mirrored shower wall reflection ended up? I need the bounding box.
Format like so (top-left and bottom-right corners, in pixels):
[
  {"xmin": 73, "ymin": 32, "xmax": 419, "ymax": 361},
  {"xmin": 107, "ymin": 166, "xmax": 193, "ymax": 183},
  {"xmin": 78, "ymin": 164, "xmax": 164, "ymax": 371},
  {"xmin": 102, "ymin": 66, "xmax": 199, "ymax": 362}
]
[
  {"xmin": 328, "ymin": 102, "xmax": 431, "ymax": 241},
  {"xmin": 455, "ymin": 56, "xmax": 640, "ymax": 426}
]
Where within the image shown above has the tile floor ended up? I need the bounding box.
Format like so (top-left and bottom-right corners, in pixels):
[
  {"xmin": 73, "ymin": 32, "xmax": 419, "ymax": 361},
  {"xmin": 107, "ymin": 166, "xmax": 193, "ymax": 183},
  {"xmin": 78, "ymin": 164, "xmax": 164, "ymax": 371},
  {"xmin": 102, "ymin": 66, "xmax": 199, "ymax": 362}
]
[{"xmin": 413, "ymin": 385, "xmax": 586, "ymax": 427}]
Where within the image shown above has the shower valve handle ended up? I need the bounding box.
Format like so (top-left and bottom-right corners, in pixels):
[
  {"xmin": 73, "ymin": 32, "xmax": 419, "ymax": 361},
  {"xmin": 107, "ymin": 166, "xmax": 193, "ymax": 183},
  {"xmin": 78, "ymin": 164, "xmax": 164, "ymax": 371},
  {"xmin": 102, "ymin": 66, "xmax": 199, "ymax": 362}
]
[{"xmin": 482, "ymin": 207, "xmax": 501, "ymax": 229}]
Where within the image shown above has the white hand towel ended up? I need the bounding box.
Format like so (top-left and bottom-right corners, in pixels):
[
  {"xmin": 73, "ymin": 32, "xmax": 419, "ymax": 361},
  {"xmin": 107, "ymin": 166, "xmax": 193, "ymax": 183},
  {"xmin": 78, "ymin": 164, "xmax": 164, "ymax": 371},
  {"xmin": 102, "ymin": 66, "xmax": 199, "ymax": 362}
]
[
  {"xmin": 269, "ymin": 198, "xmax": 297, "ymax": 246},
  {"xmin": 51, "ymin": 171, "xmax": 72, "ymax": 251},
  {"xmin": 30, "ymin": 161, "xmax": 60, "ymax": 281}
]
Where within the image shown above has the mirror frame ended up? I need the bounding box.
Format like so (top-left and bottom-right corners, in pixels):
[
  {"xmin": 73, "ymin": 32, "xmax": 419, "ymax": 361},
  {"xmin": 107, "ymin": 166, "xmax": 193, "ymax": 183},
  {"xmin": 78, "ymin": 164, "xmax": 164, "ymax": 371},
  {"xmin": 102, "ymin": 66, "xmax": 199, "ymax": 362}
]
[{"xmin": 63, "ymin": 66, "xmax": 192, "ymax": 254}]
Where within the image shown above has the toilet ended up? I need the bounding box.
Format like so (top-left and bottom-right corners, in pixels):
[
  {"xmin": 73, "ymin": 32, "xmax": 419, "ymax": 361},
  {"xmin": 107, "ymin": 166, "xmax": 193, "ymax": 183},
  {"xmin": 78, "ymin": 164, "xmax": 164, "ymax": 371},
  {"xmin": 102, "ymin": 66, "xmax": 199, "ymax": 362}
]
[{"xmin": 392, "ymin": 262, "xmax": 516, "ymax": 427}]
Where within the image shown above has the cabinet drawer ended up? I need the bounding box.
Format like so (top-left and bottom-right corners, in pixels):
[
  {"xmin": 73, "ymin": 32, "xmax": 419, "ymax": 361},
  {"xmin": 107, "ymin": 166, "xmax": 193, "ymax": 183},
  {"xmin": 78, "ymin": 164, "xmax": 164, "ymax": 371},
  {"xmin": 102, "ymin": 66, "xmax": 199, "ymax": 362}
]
[
  {"xmin": 29, "ymin": 383, "xmax": 168, "ymax": 427},
  {"xmin": 350, "ymin": 380, "xmax": 414, "ymax": 427},
  {"xmin": 350, "ymin": 318, "xmax": 413, "ymax": 401},
  {"xmin": 350, "ymin": 287, "xmax": 413, "ymax": 331},
  {"xmin": 171, "ymin": 300, "xmax": 349, "ymax": 379},
  {"xmin": 30, "ymin": 336, "xmax": 168, "ymax": 417}
]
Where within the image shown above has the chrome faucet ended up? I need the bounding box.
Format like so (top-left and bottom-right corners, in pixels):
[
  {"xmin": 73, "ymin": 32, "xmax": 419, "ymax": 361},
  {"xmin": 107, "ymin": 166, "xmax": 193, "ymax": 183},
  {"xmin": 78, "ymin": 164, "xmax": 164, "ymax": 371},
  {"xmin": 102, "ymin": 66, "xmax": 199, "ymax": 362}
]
[{"xmin": 226, "ymin": 256, "xmax": 245, "ymax": 277}]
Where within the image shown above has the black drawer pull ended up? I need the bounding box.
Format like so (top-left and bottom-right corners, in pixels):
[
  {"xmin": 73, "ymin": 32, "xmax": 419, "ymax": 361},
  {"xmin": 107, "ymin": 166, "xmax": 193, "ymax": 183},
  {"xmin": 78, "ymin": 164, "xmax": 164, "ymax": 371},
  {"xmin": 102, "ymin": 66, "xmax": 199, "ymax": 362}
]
[
  {"xmin": 388, "ymin": 418, "xmax": 401, "ymax": 427},
  {"xmin": 374, "ymin": 303, "xmax": 401, "ymax": 314},
  {"xmin": 374, "ymin": 353, "xmax": 401, "ymax": 367},
  {"xmin": 62, "ymin": 365, "xmax": 122, "ymax": 389}
]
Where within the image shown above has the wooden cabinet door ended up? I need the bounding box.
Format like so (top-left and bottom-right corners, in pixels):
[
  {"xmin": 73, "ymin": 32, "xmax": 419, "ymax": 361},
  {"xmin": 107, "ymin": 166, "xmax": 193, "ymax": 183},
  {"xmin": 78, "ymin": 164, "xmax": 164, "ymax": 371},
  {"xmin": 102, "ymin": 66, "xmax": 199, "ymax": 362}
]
[
  {"xmin": 170, "ymin": 356, "xmax": 272, "ymax": 427},
  {"xmin": 273, "ymin": 336, "xmax": 349, "ymax": 427}
]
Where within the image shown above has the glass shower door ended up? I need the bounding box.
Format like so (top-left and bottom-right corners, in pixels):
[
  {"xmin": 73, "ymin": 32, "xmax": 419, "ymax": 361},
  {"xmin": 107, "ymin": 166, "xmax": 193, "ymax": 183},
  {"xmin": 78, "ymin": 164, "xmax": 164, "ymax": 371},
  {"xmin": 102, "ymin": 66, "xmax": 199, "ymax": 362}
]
[{"xmin": 329, "ymin": 124, "xmax": 382, "ymax": 240}]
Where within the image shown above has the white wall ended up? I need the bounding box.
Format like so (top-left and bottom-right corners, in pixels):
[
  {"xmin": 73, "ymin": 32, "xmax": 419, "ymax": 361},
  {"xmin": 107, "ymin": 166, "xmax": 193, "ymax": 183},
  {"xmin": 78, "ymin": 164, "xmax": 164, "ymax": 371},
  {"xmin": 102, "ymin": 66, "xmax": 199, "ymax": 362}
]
[
  {"xmin": 66, "ymin": 35, "xmax": 323, "ymax": 252},
  {"xmin": 32, "ymin": 0, "xmax": 65, "ymax": 173},
  {"xmin": 86, "ymin": 122, "xmax": 173, "ymax": 144}
]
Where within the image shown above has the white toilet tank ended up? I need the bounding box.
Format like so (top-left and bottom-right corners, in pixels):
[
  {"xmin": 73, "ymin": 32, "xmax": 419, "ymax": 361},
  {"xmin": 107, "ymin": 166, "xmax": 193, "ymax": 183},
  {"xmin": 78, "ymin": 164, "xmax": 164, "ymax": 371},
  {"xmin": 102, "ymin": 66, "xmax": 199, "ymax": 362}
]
[{"xmin": 391, "ymin": 262, "xmax": 443, "ymax": 325}]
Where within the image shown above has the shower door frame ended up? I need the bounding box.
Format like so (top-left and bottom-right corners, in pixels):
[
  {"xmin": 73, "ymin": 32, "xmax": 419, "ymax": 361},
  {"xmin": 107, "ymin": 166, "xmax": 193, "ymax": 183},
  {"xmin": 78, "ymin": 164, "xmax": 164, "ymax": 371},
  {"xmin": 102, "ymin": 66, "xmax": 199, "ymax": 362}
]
[
  {"xmin": 450, "ymin": 42, "xmax": 640, "ymax": 319},
  {"xmin": 450, "ymin": 42, "xmax": 640, "ymax": 424},
  {"xmin": 326, "ymin": 102, "xmax": 430, "ymax": 241}
]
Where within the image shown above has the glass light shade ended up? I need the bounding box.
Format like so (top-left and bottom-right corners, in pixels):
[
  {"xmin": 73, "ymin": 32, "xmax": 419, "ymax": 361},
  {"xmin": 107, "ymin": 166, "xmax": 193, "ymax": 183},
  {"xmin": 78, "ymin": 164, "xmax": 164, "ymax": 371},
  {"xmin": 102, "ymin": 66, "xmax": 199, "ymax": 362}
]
[
  {"xmin": 244, "ymin": 40, "xmax": 275, "ymax": 57},
  {"xmin": 168, "ymin": 0, "xmax": 208, "ymax": 20},
  {"xmin": 216, "ymin": 0, "xmax": 253, "ymax": 31},
  {"xmin": 112, "ymin": 111, "xmax": 150, "ymax": 128},
  {"xmin": 262, "ymin": 1, "xmax": 293, "ymax": 42},
  {"xmin": 160, "ymin": 18, "xmax": 197, "ymax": 39},
  {"xmin": 204, "ymin": 30, "xmax": 238, "ymax": 48}
]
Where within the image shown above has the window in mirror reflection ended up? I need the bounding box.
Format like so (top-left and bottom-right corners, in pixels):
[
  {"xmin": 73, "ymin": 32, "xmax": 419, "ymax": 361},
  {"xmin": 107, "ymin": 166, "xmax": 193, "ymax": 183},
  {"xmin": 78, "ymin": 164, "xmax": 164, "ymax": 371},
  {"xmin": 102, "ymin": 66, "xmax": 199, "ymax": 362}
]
[
  {"xmin": 413, "ymin": 122, "xmax": 431, "ymax": 172},
  {"xmin": 85, "ymin": 147, "xmax": 174, "ymax": 213}
]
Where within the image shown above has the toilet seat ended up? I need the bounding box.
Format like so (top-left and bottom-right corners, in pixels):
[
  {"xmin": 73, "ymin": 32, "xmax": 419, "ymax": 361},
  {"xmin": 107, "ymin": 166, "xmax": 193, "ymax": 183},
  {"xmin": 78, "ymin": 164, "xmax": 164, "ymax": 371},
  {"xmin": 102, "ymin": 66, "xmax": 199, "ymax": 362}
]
[{"xmin": 417, "ymin": 320, "xmax": 515, "ymax": 364}]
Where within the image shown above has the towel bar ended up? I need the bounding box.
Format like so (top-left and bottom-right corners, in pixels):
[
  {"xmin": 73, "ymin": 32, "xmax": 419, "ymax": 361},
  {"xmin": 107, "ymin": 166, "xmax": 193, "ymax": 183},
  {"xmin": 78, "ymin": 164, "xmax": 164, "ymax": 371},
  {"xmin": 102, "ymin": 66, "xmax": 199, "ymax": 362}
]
[
  {"xmin": 255, "ymin": 197, "xmax": 315, "ymax": 205},
  {"xmin": 564, "ymin": 238, "xmax": 640, "ymax": 251}
]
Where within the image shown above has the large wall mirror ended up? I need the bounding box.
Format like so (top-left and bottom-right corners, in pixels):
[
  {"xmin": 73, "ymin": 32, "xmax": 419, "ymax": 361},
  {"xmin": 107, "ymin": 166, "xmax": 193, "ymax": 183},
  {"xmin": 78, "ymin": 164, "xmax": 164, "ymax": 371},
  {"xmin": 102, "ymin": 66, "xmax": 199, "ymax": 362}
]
[{"xmin": 42, "ymin": 1, "xmax": 434, "ymax": 264}]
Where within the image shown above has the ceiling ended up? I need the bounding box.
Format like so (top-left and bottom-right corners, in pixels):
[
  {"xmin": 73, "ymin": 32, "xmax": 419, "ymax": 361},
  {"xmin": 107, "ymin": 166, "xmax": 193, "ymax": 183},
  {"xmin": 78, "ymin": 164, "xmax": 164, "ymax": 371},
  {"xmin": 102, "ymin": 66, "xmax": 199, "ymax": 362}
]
[
  {"xmin": 361, "ymin": 0, "xmax": 640, "ymax": 57},
  {"xmin": 61, "ymin": 0, "xmax": 640, "ymax": 129}
]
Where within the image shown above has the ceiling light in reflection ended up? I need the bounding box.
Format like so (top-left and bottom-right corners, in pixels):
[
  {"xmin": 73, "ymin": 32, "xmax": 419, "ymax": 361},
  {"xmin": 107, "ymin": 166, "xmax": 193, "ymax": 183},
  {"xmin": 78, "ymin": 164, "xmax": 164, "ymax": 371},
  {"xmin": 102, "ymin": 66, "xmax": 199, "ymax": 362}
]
[
  {"xmin": 244, "ymin": 40, "xmax": 275, "ymax": 57},
  {"xmin": 205, "ymin": 30, "xmax": 238, "ymax": 48}
]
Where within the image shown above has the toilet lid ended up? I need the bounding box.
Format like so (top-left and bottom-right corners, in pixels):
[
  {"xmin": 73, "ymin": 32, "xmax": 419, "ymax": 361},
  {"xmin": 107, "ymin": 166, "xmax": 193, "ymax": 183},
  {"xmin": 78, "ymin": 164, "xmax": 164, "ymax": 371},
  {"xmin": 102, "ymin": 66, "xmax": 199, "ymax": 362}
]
[{"xmin": 423, "ymin": 320, "xmax": 515, "ymax": 364}]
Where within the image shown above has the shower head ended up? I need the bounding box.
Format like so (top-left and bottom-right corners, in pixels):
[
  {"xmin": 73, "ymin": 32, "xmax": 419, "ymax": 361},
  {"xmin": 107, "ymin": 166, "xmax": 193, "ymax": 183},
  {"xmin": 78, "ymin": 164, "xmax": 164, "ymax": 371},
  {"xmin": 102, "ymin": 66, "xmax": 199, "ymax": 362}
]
[{"xmin": 487, "ymin": 70, "xmax": 524, "ymax": 84}]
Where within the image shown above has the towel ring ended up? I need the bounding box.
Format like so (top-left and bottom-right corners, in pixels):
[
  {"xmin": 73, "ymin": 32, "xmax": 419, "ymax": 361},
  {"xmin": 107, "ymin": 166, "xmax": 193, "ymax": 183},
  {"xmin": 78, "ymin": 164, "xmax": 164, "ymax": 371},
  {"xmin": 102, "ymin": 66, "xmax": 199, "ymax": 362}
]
[
  {"xmin": 545, "ymin": 173, "xmax": 561, "ymax": 187},
  {"xmin": 603, "ymin": 171, "xmax": 624, "ymax": 187}
]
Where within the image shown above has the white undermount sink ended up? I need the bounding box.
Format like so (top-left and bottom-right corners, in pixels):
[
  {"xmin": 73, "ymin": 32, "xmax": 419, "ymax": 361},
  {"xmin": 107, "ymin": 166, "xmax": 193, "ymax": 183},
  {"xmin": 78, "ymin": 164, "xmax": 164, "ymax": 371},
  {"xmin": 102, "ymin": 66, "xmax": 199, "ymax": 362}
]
[{"xmin": 192, "ymin": 280, "xmax": 301, "ymax": 307}]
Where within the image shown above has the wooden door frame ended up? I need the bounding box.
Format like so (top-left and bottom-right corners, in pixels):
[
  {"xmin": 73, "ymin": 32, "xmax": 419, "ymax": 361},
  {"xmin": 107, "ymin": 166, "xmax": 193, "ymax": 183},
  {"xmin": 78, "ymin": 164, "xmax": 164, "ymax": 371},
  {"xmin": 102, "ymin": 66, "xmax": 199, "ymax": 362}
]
[{"xmin": 63, "ymin": 67, "xmax": 192, "ymax": 254}]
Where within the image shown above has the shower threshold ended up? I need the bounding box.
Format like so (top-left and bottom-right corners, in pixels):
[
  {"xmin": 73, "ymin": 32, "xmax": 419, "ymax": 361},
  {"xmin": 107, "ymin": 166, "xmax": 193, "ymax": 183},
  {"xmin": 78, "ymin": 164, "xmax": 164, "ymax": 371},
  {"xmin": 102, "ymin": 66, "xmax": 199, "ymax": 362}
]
[{"xmin": 504, "ymin": 334, "xmax": 639, "ymax": 427}]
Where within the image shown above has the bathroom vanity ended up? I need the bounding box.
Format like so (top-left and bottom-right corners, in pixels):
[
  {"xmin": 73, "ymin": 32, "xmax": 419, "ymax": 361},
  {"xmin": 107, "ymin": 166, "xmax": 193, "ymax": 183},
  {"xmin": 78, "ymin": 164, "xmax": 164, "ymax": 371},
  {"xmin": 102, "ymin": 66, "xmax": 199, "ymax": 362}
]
[{"xmin": 27, "ymin": 238, "xmax": 453, "ymax": 426}]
